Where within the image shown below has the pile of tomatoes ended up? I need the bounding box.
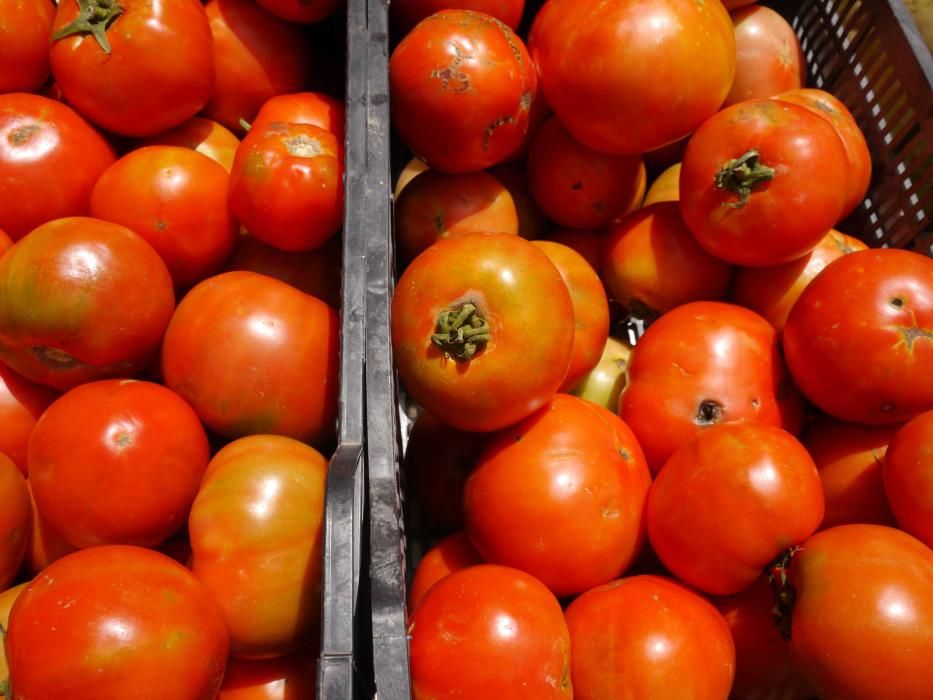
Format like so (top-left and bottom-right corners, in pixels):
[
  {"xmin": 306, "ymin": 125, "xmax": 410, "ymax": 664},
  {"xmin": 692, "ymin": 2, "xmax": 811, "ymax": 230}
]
[{"xmin": 388, "ymin": 1, "xmax": 933, "ymax": 699}]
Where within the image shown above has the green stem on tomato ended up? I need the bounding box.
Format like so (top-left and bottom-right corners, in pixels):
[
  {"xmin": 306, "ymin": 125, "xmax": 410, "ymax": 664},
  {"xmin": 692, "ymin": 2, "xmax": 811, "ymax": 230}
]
[
  {"xmin": 431, "ymin": 302, "xmax": 490, "ymax": 361},
  {"xmin": 51, "ymin": 0, "xmax": 125, "ymax": 54},
  {"xmin": 715, "ymin": 149, "xmax": 775, "ymax": 208}
]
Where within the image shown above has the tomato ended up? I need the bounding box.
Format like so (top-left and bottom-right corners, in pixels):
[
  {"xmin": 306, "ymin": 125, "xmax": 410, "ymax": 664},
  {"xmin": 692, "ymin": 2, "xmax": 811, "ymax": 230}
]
[
  {"xmin": 731, "ymin": 229, "xmax": 867, "ymax": 333},
  {"xmin": 620, "ymin": 301, "xmax": 804, "ymax": 473},
  {"xmin": 0, "ymin": 360, "xmax": 57, "ymax": 476},
  {"xmin": 91, "ymin": 146, "xmax": 239, "ymax": 288},
  {"xmin": 24, "ymin": 479, "xmax": 76, "ymax": 575},
  {"xmin": 724, "ymin": 6, "xmax": 805, "ymax": 107},
  {"xmin": 7, "ymin": 545, "xmax": 229, "ymax": 699},
  {"xmin": 141, "ymin": 117, "xmax": 241, "ymax": 173},
  {"xmin": 203, "ymin": 0, "xmax": 313, "ymax": 133},
  {"xmin": 526, "ymin": 116, "xmax": 645, "ymax": 229},
  {"xmin": 189, "ymin": 435, "xmax": 327, "ymax": 658},
  {"xmin": 389, "ymin": 10, "xmax": 537, "ymax": 173},
  {"xmin": 788, "ymin": 525, "xmax": 933, "ymax": 699},
  {"xmin": 680, "ymin": 99, "xmax": 849, "ymax": 266},
  {"xmin": 249, "ymin": 92, "xmax": 346, "ymax": 141},
  {"xmin": 409, "ymin": 532, "xmax": 483, "ymax": 611},
  {"xmin": 569, "ymin": 336, "xmax": 631, "ymax": 413},
  {"xmin": 230, "ymin": 121, "xmax": 344, "ymax": 252},
  {"xmin": 532, "ymin": 242, "xmax": 609, "ymax": 390},
  {"xmin": 529, "ymin": 0, "xmax": 736, "ymax": 155},
  {"xmin": 217, "ymin": 648, "xmax": 317, "ymax": 699},
  {"xmin": 488, "ymin": 163, "xmax": 549, "ymax": 240},
  {"xmin": 545, "ymin": 229, "xmax": 606, "ymax": 273},
  {"xmin": 391, "ymin": 233, "xmax": 573, "ymax": 432},
  {"xmin": 0, "ymin": 229, "xmax": 11, "ymax": 257},
  {"xmin": 50, "ymin": 0, "xmax": 213, "ymax": 137},
  {"xmin": 254, "ymin": 0, "xmax": 341, "ymax": 24},
  {"xmin": 161, "ymin": 271, "xmax": 339, "ymax": 444},
  {"xmin": 883, "ymin": 410, "xmax": 933, "ymax": 548},
  {"xmin": 602, "ymin": 202, "xmax": 733, "ymax": 317},
  {"xmin": 395, "ymin": 170, "xmax": 519, "ymax": 264},
  {"xmin": 409, "ymin": 564, "xmax": 571, "ymax": 700},
  {"xmin": 803, "ymin": 417, "xmax": 898, "ymax": 529},
  {"xmin": 0, "ymin": 94, "xmax": 116, "ymax": 240},
  {"xmin": 723, "ymin": 0, "xmax": 758, "ymax": 8},
  {"xmin": 0, "ymin": 217, "xmax": 175, "ymax": 391},
  {"xmin": 392, "ymin": 0, "xmax": 524, "ymax": 34},
  {"xmin": 783, "ymin": 248, "xmax": 933, "ymax": 425},
  {"xmin": 642, "ymin": 135, "xmax": 690, "ymax": 175},
  {"xmin": 0, "ymin": 582, "xmax": 28, "ymax": 691},
  {"xmin": 0, "ymin": 454, "xmax": 29, "ymax": 589},
  {"xmin": 565, "ymin": 575, "xmax": 735, "ymax": 700},
  {"xmin": 642, "ymin": 162, "xmax": 681, "ymax": 206},
  {"xmin": 464, "ymin": 395, "xmax": 651, "ymax": 596},
  {"xmin": 395, "ymin": 156, "xmax": 430, "ymax": 198},
  {"xmin": 0, "ymin": 0, "xmax": 54, "ymax": 93}
]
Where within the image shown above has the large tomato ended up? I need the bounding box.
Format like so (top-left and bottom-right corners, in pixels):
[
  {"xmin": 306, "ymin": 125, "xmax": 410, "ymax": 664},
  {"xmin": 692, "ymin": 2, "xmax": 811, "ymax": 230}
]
[
  {"xmin": 49, "ymin": 0, "xmax": 214, "ymax": 136},
  {"xmin": 189, "ymin": 435, "xmax": 328, "ymax": 658},
  {"xmin": 0, "ymin": 217, "xmax": 175, "ymax": 391},
  {"xmin": 0, "ymin": 360, "xmax": 57, "ymax": 476},
  {"xmin": 249, "ymin": 92, "xmax": 346, "ymax": 140},
  {"xmin": 783, "ymin": 248, "xmax": 933, "ymax": 424},
  {"xmin": 391, "ymin": 233, "xmax": 574, "ymax": 432},
  {"xmin": 161, "ymin": 271, "xmax": 339, "ymax": 444},
  {"xmin": 0, "ymin": 454, "xmax": 29, "ymax": 589},
  {"xmin": 6, "ymin": 546, "xmax": 229, "ymax": 699},
  {"xmin": 141, "ymin": 117, "xmax": 241, "ymax": 173},
  {"xmin": 0, "ymin": 94, "xmax": 116, "ymax": 240},
  {"xmin": 217, "ymin": 648, "xmax": 317, "ymax": 699},
  {"xmin": 392, "ymin": 0, "xmax": 524, "ymax": 33},
  {"xmin": 24, "ymin": 480, "xmax": 76, "ymax": 575},
  {"xmin": 883, "ymin": 410, "xmax": 933, "ymax": 548},
  {"xmin": 408, "ymin": 532, "xmax": 482, "ymax": 611},
  {"xmin": 0, "ymin": 0, "xmax": 54, "ymax": 93},
  {"xmin": 254, "ymin": 0, "xmax": 341, "ymax": 24},
  {"xmin": 529, "ymin": 0, "xmax": 736, "ymax": 155}
]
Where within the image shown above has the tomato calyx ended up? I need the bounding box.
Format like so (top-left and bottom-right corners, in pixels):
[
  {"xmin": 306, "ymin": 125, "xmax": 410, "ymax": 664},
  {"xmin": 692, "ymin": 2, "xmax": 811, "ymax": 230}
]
[
  {"xmin": 52, "ymin": 0, "xmax": 125, "ymax": 54},
  {"xmin": 767, "ymin": 545, "xmax": 801, "ymax": 640},
  {"xmin": 431, "ymin": 302, "xmax": 490, "ymax": 361},
  {"xmin": 714, "ymin": 149, "xmax": 776, "ymax": 208}
]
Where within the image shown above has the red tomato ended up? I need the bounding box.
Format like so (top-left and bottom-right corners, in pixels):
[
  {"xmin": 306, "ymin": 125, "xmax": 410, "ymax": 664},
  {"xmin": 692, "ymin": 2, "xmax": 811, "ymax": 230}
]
[
  {"xmin": 49, "ymin": 0, "xmax": 214, "ymax": 136},
  {"xmin": 883, "ymin": 410, "xmax": 933, "ymax": 548},
  {"xmin": 217, "ymin": 648, "xmax": 317, "ymax": 699},
  {"xmin": 642, "ymin": 163, "xmax": 681, "ymax": 206},
  {"xmin": 723, "ymin": 0, "xmax": 758, "ymax": 7},
  {"xmin": 529, "ymin": 0, "xmax": 736, "ymax": 154},
  {"xmin": 28, "ymin": 379, "xmax": 210, "ymax": 549},
  {"xmin": 230, "ymin": 122, "xmax": 343, "ymax": 252},
  {"xmin": 389, "ymin": 10, "xmax": 538, "ymax": 173},
  {"xmin": 189, "ymin": 435, "xmax": 328, "ymax": 658},
  {"xmin": 392, "ymin": 0, "xmax": 524, "ymax": 34},
  {"xmin": 249, "ymin": 92, "xmax": 346, "ymax": 141},
  {"xmin": 0, "ymin": 93, "xmax": 116, "ymax": 240},
  {"xmin": 488, "ymin": 163, "xmax": 549, "ymax": 240},
  {"xmin": 0, "ymin": 229, "xmax": 11, "ymax": 257},
  {"xmin": 783, "ymin": 248, "xmax": 933, "ymax": 425},
  {"xmin": 161, "ymin": 271, "xmax": 339, "ymax": 444},
  {"xmin": 0, "ymin": 0, "xmax": 54, "ymax": 93},
  {"xmin": 0, "ymin": 360, "xmax": 57, "ymax": 476},
  {"xmin": 565, "ymin": 575, "xmax": 735, "ymax": 700},
  {"xmin": 0, "ymin": 217, "xmax": 175, "ymax": 391},
  {"xmin": 0, "ymin": 454, "xmax": 29, "ymax": 589},
  {"xmin": 409, "ymin": 564, "xmax": 571, "ymax": 700},
  {"xmin": 545, "ymin": 229, "xmax": 606, "ymax": 273},
  {"xmin": 255, "ymin": 0, "xmax": 341, "ymax": 24},
  {"xmin": 526, "ymin": 117, "xmax": 645, "ymax": 229},
  {"xmin": 7, "ymin": 545, "xmax": 229, "ymax": 699},
  {"xmin": 391, "ymin": 233, "xmax": 574, "ymax": 432},
  {"xmin": 788, "ymin": 525, "xmax": 933, "ymax": 699},
  {"xmin": 409, "ymin": 532, "xmax": 483, "ymax": 611},
  {"xmin": 24, "ymin": 480, "xmax": 76, "ymax": 575},
  {"xmin": 141, "ymin": 117, "xmax": 241, "ymax": 173}
]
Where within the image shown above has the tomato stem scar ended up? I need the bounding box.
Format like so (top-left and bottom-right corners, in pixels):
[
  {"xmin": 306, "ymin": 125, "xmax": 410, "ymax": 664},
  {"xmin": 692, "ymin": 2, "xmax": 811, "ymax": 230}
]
[
  {"xmin": 715, "ymin": 149, "xmax": 775, "ymax": 208},
  {"xmin": 431, "ymin": 302, "xmax": 490, "ymax": 361}
]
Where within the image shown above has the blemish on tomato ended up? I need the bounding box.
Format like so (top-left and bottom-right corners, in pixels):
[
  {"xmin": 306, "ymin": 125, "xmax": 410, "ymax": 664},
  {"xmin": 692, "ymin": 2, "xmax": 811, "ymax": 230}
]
[
  {"xmin": 9, "ymin": 123, "xmax": 40, "ymax": 146},
  {"xmin": 284, "ymin": 135, "xmax": 323, "ymax": 158}
]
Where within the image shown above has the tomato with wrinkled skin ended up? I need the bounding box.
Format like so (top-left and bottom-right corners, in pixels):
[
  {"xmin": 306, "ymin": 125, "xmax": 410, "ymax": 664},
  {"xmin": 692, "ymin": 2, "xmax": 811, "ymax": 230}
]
[
  {"xmin": 392, "ymin": 233, "xmax": 574, "ymax": 432},
  {"xmin": 392, "ymin": 0, "xmax": 524, "ymax": 34},
  {"xmin": 24, "ymin": 479, "xmax": 76, "ymax": 575},
  {"xmin": 545, "ymin": 229, "xmax": 606, "ymax": 273},
  {"xmin": 883, "ymin": 411, "xmax": 933, "ymax": 547},
  {"xmin": 409, "ymin": 565, "xmax": 572, "ymax": 700},
  {"xmin": 565, "ymin": 575, "xmax": 735, "ymax": 700},
  {"xmin": 249, "ymin": 92, "xmax": 346, "ymax": 141},
  {"xmin": 569, "ymin": 336, "xmax": 631, "ymax": 412},
  {"xmin": 783, "ymin": 248, "xmax": 933, "ymax": 425},
  {"xmin": 217, "ymin": 648, "xmax": 317, "ymax": 699},
  {"xmin": 141, "ymin": 117, "xmax": 241, "ymax": 173},
  {"xmin": 0, "ymin": 581, "xmax": 28, "ymax": 691},
  {"xmin": 0, "ymin": 0, "xmax": 54, "ymax": 93},
  {"xmin": 409, "ymin": 532, "xmax": 483, "ymax": 611},
  {"xmin": 0, "ymin": 360, "xmax": 57, "ymax": 476},
  {"xmin": 0, "ymin": 454, "xmax": 29, "ymax": 589},
  {"xmin": 161, "ymin": 271, "xmax": 339, "ymax": 444},
  {"xmin": 0, "ymin": 217, "xmax": 175, "ymax": 391},
  {"xmin": 7, "ymin": 545, "xmax": 230, "ymax": 699},
  {"xmin": 488, "ymin": 163, "xmax": 549, "ymax": 240},
  {"xmin": 529, "ymin": 0, "xmax": 736, "ymax": 155},
  {"xmin": 255, "ymin": 0, "xmax": 341, "ymax": 24},
  {"xmin": 642, "ymin": 163, "xmax": 681, "ymax": 206}
]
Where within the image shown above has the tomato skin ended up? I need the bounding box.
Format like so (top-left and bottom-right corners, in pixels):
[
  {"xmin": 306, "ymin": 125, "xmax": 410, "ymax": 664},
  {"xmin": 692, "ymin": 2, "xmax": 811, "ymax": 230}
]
[
  {"xmin": 883, "ymin": 411, "xmax": 933, "ymax": 548},
  {"xmin": 680, "ymin": 99, "xmax": 849, "ymax": 266},
  {"xmin": 7, "ymin": 545, "xmax": 230, "ymax": 700},
  {"xmin": 723, "ymin": 0, "xmax": 758, "ymax": 7},
  {"xmin": 24, "ymin": 479, "xmax": 76, "ymax": 575},
  {"xmin": 189, "ymin": 435, "xmax": 328, "ymax": 659},
  {"xmin": 783, "ymin": 248, "xmax": 933, "ymax": 425},
  {"xmin": 217, "ymin": 648, "xmax": 317, "ymax": 699},
  {"xmin": 529, "ymin": 0, "xmax": 736, "ymax": 155},
  {"xmin": 0, "ymin": 361, "xmax": 57, "ymax": 476},
  {"xmin": 789, "ymin": 525, "xmax": 933, "ymax": 699},
  {"xmin": 0, "ymin": 454, "xmax": 29, "ymax": 589},
  {"xmin": 392, "ymin": 0, "xmax": 524, "ymax": 34},
  {"xmin": 643, "ymin": 163, "xmax": 681, "ymax": 206},
  {"xmin": 254, "ymin": 0, "xmax": 342, "ymax": 24},
  {"xmin": 395, "ymin": 156, "xmax": 430, "ymax": 198},
  {"xmin": 488, "ymin": 163, "xmax": 549, "ymax": 240},
  {"xmin": 141, "ymin": 117, "xmax": 241, "ymax": 173},
  {"xmin": 0, "ymin": 582, "xmax": 28, "ymax": 690},
  {"xmin": 0, "ymin": 229, "xmax": 11, "ymax": 257},
  {"xmin": 249, "ymin": 92, "xmax": 346, "ymax": 141},
  {"xmin": 569, "ymin": 336, "xmax": 631, "ymax": 412},
  {"xmin": 565, "ymin": 575, "xmax": 735, "ymax": 700},
  {"xmin": 409, "ymin": 532, "xmax": 483, "ymax": 611},
  {"xmin": 0, "ymin": 0, "xmax": 54, "ymax": 93},
  {"xmin": 0, "ymin": 217, "xmax": 175, "ymax": 391},
  {"xmin": 409, "ymin": 564, "xmax": 572, "ymax": 700},
  {"xmin": 161, "ymin": 271, "xmax": 339, "ymax": 444},
  {"xmin": 545, "ymin": 229, "xmax": 606, "ymax": 273},
  {"xmin": 50, "ymin": 0, "xmax": 214, "ymax": 137}
]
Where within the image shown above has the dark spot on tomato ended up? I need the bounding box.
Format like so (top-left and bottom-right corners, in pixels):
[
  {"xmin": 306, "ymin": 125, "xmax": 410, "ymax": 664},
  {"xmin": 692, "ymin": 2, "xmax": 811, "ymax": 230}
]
[
  {"xmin": 9, "ymin": 124, "xmax": 40, "ymax": 146},
  {"xmin": 751, "ymin": 398, "xmax": 760, "ymax": 408},
  {"xmin": 694, "ymin": 399, "xmax": 724, "ymax": 425},
  {"xmin": 890, "ymin": 296, "xmax": 905, "ymax": 309},
  {"xmin": 571, "ymin": 181, "xmax": 583, "ymax": 191},
  {"xmin": 31, "ymin": 346, "xmax": 80, "ymax": 369}
]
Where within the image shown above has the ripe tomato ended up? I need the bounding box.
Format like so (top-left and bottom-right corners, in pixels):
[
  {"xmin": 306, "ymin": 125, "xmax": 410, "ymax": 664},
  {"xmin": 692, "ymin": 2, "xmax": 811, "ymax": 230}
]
[
  {"xmin": 0, "ymin": 0, "xmax": 54, "ymax": 93},
  {"xmin": 24, "ymin": 480, "xmax": 76, "ymax": 575},
  {"xmin": 545, "ymin": 229, "xmax": 606, "ymax": 273},
  {"xmin": 464, "ymin": 394, "xmax": 651, "ymax": 596},
  {"xmin": 0, "ymin": 360, "xmax": 57, "ymax": 476},
  {"xmin": 883, "ymin": 410, "xmax": 933, "ymax": 547},
  {"xmin": 0, "ymin": 229, "xmax": 11, "ymax": 257},
  {"xmin": 0, "ymin": 581, "xmax": 28, "ymax": 691},
  {"xmin": 395, "ymin": 170, "xmax": 519, "ymax": 264},
  {"xmin": 783, "ymin": 248, "xmax": 933, "ymax": 424},
  {"xmin": 141, "ymin": 117, "xmax": 241, "ymax": 173},
  {"xmin": 189, "ymin": 435, "xmax": 328, "ymax": 658},
  {"xmin": 620, "ymin": 301, "xmax": 804, "ymax": 473},
  {"xmin": 565, "ymin": 575, "xmax": 735, "ymax": 700},
  {"xmin": 642, "ymin": 162, "xmax": 681, "ymax": 206},
  {"xmin": 0, "ymin": 93, "xmax": 116, "ymax": 240},
  {"xmin": 7, "ymin": 545, "xmax": 229, "ymax": 699},
  {"xmin": 395, "ymin": 157, "xmax": 430, "ymax": 198},
  {"xmin": 526, "ymin": 117, "xmax": 645, "ymax": 229},
  {"xmin": 91, "ymin": 146, "xmax": 239, "ymax": 288},
  {"xmin": 788, "ymin": 525, "xmax": 933, "ymax": 699},
  {"xmin": 602, "ymin": 202, "xmax": 733, "ymax": 316},
  {"xmin": 723, "ymin": 0, "xmax": 758, "ymax": 7},
  {"xmin": 409, "ymin": 532, "xmax": 482, "ymax": 611},
  {"xmin": 29, "ymin": 379, "xmax": 210, "ymax": 549},
  {"xmin": 392, "ymin": 0, "xmax": 524, "ymax": 34},
  {"xmin": 50, "ymin": 0, "xmax": 214, "ymax": 137},
  {"xmin": 569, "ymin": 336, "xmax": 631, "ymax": 413},
  {"xmin": 217, "ymin": 648, "xmax": 317, "ymax": 699},
  {"xmin": 161, "ymin": 271, "xmax": 339, "ymax": 444},
  {"xmin": 409, "ymin": 564, "xmax": 571, "ymax": 700},
  {"xmin": 389, "ymin": 10, "xmax": 537, "ymax": 173},
  {"xmin": 249, "ymin": 92, "xmax": 346, "ymax": 141},
  {"xmin": 488, "ymin": 163, "xmax": 549, "ymax": 240},
  {"xmin": 0, "ymin": 217, "xmax": 175, "ymax": 391},
  {"xmin": 230, "ymin": 122, "xmax": 344, "ymax": 252},
  {"xmin": 254, "ymin": 0, "xmax": 341, "ymax": 24},
  {"xmin": 391, "ymin": 233, "xmax": 574, "ymax": 432},
  {"xmin": 529, "ymin": 0, "xmax": 736, "ymax": 155},
  {"xmin": 0, "ymin": 454, "xmax": 29, "ymax": 589}
]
